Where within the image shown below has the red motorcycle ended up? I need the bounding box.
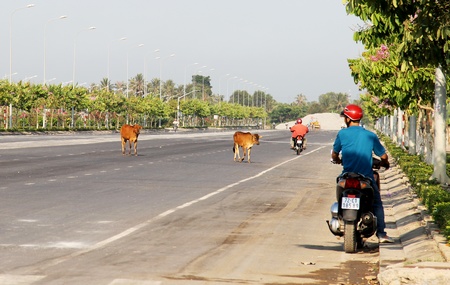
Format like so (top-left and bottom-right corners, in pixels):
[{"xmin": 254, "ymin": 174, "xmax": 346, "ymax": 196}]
[{"xmin": 293, "ymin": 135, "xmax": 304, "ymax": 155}]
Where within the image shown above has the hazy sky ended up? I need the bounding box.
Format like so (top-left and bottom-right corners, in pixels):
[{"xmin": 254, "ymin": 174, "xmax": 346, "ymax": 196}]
[{"xmin": 0, "ymin": 0, "xmax": 364, "ymax": 104}]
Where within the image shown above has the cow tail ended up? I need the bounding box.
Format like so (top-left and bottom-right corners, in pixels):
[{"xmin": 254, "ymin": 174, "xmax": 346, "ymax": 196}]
[{"xmin": 232, "ymin": 146, "xmax": 235, "ymax": 153}]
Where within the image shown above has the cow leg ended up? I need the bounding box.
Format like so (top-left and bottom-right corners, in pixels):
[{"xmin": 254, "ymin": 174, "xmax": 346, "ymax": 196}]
[
  {"xmin": 128, "ymin": 140, "xmax": 132, "ymax": 155},
  {"xmin": 121, "ymin": 138, "xmax": 126, "ymax": 155},
  {"xmin": 234, "ymin": 143, "xmax": 240, "ymax": 162},
  {"xmin": 240, "ymin": 147, "xmax": 246, "ymax": 162},
  {"xmin": 247, "ymin": 147, "xmax": 252, "ymax": 163},
  {"xmin": 134, "ymin": 140, "xmax": 138, "ymax": 156}
]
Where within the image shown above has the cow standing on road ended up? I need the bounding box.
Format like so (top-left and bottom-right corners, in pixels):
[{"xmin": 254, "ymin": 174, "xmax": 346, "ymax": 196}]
[
  {"xmin": 233, "ymin": 131, "xmax": 262, "ymax": 163},
  {"xmin": 120, "ymin": 124, "xmax": 142, "ymax": 156}
]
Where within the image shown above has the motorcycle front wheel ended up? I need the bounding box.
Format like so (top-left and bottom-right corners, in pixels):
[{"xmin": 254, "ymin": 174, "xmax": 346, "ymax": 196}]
[{"xmin": 344, "ymin": 221, "xmax": 357, "ymax": 253}]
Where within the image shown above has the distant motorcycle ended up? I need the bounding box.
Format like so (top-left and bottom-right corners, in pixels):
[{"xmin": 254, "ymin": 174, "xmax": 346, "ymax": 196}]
[
  {"xmin": 293, "ymin": 135, "xmax": 304, "ymax": 155},
  {"xmin": 326, "ymin": 157, "xmax": 384, "ymax": 253}
]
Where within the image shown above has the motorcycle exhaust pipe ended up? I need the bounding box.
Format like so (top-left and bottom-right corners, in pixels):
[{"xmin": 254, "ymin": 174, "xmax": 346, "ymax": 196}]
[
  {"xmin": 326, "ymin": 218, "xmax": 343, "ymax": 236},
  {"xmin": 330, "ymin": 202, "xmax": 338, "ymax": 218}
]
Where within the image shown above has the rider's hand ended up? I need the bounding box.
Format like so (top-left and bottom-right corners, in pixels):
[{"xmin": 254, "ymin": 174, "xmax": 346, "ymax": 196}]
[
  {"xmin": 381, "ymin": 159, "xmax": 390, "ymax": 170},
  {"xmin": 331, "ymin": 157, "xmax": 341, "ymax": 164}
]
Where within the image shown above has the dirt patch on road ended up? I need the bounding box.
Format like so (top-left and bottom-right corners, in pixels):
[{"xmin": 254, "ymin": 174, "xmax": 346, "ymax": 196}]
[{"xmin": 273, "ymin": 259, "xmax": 379, "ymax": 285}]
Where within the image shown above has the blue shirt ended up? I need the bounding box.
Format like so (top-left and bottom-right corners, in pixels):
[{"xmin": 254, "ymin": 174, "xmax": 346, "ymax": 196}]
[{"xmin": 333, "ymin": 126, "xmax": 386, "ymax": 179}]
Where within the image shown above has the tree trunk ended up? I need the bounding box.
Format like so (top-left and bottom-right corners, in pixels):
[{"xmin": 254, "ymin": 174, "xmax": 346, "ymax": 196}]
[
  {"xmin": 431, "ymin": 65, "xmax": 450, "ymax": 184},
  {"xmin": 397, "ymin": 108, "xmax": 403, "ymax": 146},
  {"xmin": 409, "ymin": 115, "xmax": 417, "ymax": 155}
]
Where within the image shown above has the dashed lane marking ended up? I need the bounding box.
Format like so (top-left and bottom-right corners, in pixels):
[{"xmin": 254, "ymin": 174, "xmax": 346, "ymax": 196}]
[
  {"xmin": 0, "ymin": 274, "xmax": 45, "ymax": 285},
  {"xmin": 31, "ymin": 146, "xmax": 326, "ymax": 270}
]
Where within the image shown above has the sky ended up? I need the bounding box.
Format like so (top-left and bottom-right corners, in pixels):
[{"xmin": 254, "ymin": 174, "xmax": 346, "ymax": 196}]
[{"xmin": 0, "ymin": 0, "xmax": 365, "ymax": 104}]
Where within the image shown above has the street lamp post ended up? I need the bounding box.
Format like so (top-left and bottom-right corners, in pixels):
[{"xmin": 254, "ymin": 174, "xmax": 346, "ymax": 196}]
[
  {"xmin": 177, "ymin": 90, "xmax": 195, "ymax": 123},
  {"xmin": 72, "ymin": 26, "xmax": 95, "ymax": 128},
  {"xmin": 204, "ymin": 68, "xmax": 215, "ymax": 101},
  {"xmin": 157, "ymin": 53, "xmax": 175, "ymax": 100},
  {"xmin": 23, "ymin": 75, "xmax": 37, "ymax": 82},
  {"xmin": 201, "ymin": 71, "xmax": 205, "ymax": 100},
  {"xmin": 10, "ymin": 4, "xmax": 35, "ymax": 84},
  {"xmin": 183, "ymin": 62, "xmax": 198, "ymax": 99},
  {"xmin": 193, "ymin": 65, "xmax": 207, "ymax": 99},
  {"xmin": 73, "ymin": 26, "xmax": 96, "ymax": 88},
  {"xmin": 226, "ymin": 76, "xmax": 237, "ymax": 103},
  {"xmin": 218, "ymin": 73, "xmax": 230, "ymax": 104},
  {"xmin": 144, "ymin": 49, "xmax": 159, "ymax": 96},
  {"xmin": 44, "ymin": 15, "xmax": 67, "ymax": 85},
  {"xmin": 126, "ymin": 43, "xmax": 144, "ymax": 98},
  {"xmin": 9, "ymin": 3, "xmax": 35, "ymax": 129},
  {"xmin": 156, "ymin": 53, "xmax": 175, "ymax": 127},
  {"xmin": 107, "ymin": 37, "xmax": 127, "ymax": 91},
  {"xmin": 264, "ymin": 87, "xmax": 268, "ymax": 128},
  {"xmin": 237, "ymin": 78, "xmax": 245, "ymax": 105}
]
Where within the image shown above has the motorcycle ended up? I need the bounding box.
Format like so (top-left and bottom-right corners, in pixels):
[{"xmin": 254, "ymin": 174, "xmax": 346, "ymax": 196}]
[
  {"xmin": 326, "ymin": 157, "xmax": 383, "ymax": 253},
  {"xmin": 293, "ymin": 135, "xmax": 304, "ymax": 155}
]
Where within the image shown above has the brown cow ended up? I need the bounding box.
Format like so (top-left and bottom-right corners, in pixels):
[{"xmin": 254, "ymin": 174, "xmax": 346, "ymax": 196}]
[
  {"xmin": 120, "ymin": 124, "xmax": 142, "ymax": 156},
  {"xmin": 233, "ymin": 131, "xmax": 262, "ymax": 163}
]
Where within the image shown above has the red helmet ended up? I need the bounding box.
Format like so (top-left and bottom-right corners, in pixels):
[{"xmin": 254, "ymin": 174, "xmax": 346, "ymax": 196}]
[
  {"xmin": 341, "ymin": 104, "xmax": 363, "ymax": 121},
  {"xmin": 296, "ymin": 118, "xmax": 302, "ymax": 124}
]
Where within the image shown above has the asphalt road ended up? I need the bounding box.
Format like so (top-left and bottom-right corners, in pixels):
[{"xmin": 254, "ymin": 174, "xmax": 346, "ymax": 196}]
[{"xmin": 0, "ymin": 129, "xmax": 379, "ymax": 285}]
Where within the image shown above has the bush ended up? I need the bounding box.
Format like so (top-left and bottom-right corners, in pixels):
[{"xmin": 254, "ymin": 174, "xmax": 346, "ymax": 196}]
[
  {"xmin": 380, "ymin": 134, "xmax": 450, "ymax": 241},
  {"xmin": 432, "ymin": 202, "xmax": 450, "ymax": 239}
]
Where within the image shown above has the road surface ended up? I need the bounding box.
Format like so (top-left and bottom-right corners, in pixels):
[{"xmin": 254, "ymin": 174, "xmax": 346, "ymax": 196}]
[{"xmin": 0, "ymin": 129, "xmax": 379, "ymax": 284}]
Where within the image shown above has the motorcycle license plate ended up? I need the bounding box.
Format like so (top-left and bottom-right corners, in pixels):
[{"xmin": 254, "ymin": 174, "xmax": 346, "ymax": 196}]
[{"xmin": 341, "ymin": 197, "xmax": 360, "ymax": 209}]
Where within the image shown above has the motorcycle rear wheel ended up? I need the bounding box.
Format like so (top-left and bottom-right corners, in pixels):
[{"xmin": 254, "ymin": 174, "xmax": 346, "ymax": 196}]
[{"xmin": 344, "ymin": 221, "xmax": 357, "ymax": 253}]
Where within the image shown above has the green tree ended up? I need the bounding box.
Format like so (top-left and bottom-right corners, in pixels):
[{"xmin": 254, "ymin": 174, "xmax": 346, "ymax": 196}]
[
  {"xmin": 345, "ymin": 0, "xmax": 450, "ymax": 183},
  {"xmin": 269, "ymin": 104, "xmax": 293, "ymax": 123},
  {"xmin": 293, "ymin": 94, "xmax": 308, "ymax": 107},
  {"xmin": 307, "ymin": 102, "xmax": 326, "ymax": 114}
]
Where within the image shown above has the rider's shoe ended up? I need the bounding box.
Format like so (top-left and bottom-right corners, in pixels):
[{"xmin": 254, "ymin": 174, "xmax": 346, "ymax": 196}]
[{"xmin": 378, "ymin": 235, "xmax": 395, "ymax": 243}]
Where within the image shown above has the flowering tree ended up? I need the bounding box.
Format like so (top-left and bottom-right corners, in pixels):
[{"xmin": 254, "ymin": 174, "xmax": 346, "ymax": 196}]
[{"xmin": 345, "ymin": 0, "xmax": 450, "ymax": 183}]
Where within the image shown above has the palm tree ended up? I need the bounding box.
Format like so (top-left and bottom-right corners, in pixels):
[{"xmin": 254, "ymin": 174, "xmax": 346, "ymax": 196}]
[
  {"xmin": 129, "ymin": 73, "xmax": 145, "ymax": 97},
  {"xmin": 100, "ymin": 78, "xmax": 112, "ymax": 92},
  {"xmin": 332, "ymin": 92, "xmax": 350, "ymax": 113},
  {"xmin": 293, "ymin": 94, "xmax": 308, "ymax": 107},
  {"xmin": 114, "ymin": 81, "xmax": 126, "ymax": 94},
  {"xmin": 162, "ymin": 79, "xmax": 176, "ymax": 101},
  {"xmin": 147, "ymin": 78, "xmax": 160, "ymax": 97}
]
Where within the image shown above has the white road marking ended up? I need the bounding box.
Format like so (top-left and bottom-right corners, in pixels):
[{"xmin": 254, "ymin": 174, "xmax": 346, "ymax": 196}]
[
  {"xmin": 0, "ymin": 274, "xmax": 45, "ymax": 284},
  {"xmin": 109, "ymin": 279, "xmax": 161, "ymax": 285},
  {"xmin": 35, "ymin": 146, "xmax": 326, "ymax": 270}
]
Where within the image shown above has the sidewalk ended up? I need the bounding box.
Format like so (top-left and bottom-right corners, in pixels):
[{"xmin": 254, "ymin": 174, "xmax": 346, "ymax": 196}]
[{"xmin": 377, "ymin": 164, "xmax": 450, "ymax": 284}]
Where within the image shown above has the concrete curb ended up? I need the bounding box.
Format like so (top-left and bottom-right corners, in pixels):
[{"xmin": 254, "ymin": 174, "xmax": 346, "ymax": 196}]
[{"xmin": 377, "ymin": 165, "xmax": 450, "ymax": 284}]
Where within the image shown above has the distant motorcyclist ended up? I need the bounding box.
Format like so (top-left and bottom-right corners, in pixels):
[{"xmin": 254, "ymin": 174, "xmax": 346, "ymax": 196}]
[
  {"xmin": 331, "ymin": 104, "xmax": 393, "ymax": 244},
  {"xmin": 290, "ymin": 118, "xmax": 309, "ymax": 149}
]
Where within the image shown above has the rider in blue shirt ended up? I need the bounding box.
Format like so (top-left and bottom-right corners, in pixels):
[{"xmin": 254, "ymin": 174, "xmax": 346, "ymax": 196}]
[{"xmin": 331, "ymin": 104, "xmax": 394, "ymax": 243}]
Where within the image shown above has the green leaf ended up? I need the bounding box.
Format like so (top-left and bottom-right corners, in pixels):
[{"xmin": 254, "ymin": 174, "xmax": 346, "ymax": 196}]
[{"xmin": 401, "ymin": 61, "xmax": 407, "ymax": 72}]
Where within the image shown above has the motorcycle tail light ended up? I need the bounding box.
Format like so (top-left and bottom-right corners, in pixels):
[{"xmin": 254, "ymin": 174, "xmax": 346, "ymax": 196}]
[
  {"xmin": 337, "ymin": 179, "xmax": 346, "ymax": 188},
  {"xmin": 360, "ymin": 181, "xmax": 370, "ymax": 189},
  {"xmin": 345, "ymin": 178, "xmax": 361, "ymax": 189}
]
